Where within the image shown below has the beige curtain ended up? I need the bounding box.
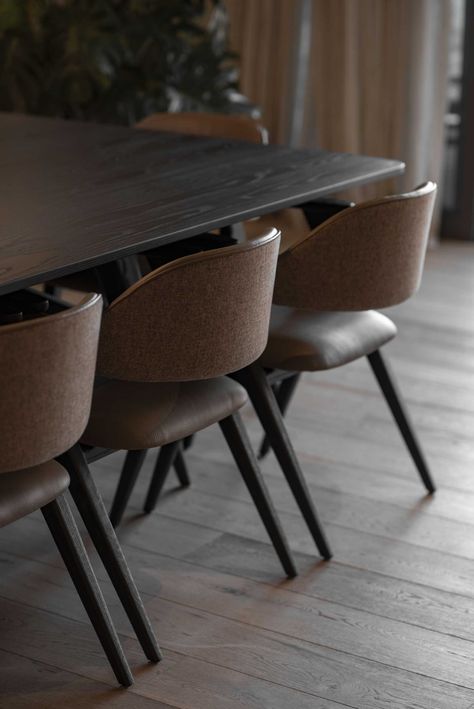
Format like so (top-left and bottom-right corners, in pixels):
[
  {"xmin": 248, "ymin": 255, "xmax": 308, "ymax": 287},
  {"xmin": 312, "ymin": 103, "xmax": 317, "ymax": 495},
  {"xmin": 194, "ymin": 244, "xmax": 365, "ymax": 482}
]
[
  {"xmin": 303, "ymin": 0, "xmax": 453, "ymax": 206},
  {"xmin": 225, "ymin": 0, "xmax": 453, "ymax": 228},
  {"xmin": 225, "ymin": 0, "xmax": 302, "ymax": 143}
]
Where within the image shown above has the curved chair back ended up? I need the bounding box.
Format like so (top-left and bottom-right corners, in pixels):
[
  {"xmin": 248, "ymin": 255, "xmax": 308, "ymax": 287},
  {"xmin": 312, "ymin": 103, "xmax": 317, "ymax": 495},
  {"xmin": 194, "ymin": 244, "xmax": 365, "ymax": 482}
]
[
  {"xmin": 136, "ymin": 112, "xmax": 268, "ymax": 144},
  {"xmin": 0, "ymin": 294, "xmax": 102, "ymax": 473},
  {"xmin": 273, "ymin": 182, "xmax": 437, "ymax": 311},
  {"xmin": 97, "ymin": 231, "xmax": 280, "ymax": 382}
]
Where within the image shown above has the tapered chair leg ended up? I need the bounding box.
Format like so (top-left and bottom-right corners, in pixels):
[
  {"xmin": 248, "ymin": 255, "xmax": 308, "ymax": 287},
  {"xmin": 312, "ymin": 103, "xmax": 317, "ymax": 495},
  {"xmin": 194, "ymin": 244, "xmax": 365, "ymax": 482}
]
[
  {"xmin": 41, "ymin": 494, "xmax": 134, "ymax": 687},
  {"xmin": 110, "ymin": 450, "xmax": 148, "ymax": 528},
  {"xmin": 259, "ymin": 374, "xmax": 301, "ymax": 459},
  {"xmin": 367, "ymin": 349, "xmax": 436, "ymax": 493},
  {"xmin": 183, "ymin": 435, "xmax": 194, "ymax": 450},
  {"xmin": 144, "ymin": 441, "xmax": 181, "ymax": 513},
  {"xmin": 144, "ymin": 443, "xmax": 191, "ymax": 507},
  {"xmin": 236, "ymin": 364, "xmax": 332, "ymax": 560},
  {"xmin": 174, "ymin": 447, "xmax": 191, "ymax": 488},
  {"xmin": 58, "ymin": 446, "xmax": 162, "ymax": 664},
  {"xmin": 219, "ymin": 412, "xmax": 297, "ymax": 578}
]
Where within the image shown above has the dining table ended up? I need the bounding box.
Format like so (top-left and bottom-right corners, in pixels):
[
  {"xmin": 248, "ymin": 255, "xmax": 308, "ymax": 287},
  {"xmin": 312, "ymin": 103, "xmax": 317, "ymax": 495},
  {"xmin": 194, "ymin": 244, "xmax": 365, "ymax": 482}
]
[{"xmin": 0, "ymin": 112, "xmax": 404, "ymax": 297}]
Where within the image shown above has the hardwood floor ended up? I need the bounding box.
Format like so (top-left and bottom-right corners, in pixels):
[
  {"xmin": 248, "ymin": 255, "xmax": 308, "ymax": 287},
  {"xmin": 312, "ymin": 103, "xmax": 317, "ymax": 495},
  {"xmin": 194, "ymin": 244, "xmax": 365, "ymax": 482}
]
[{"xmin": 0, "ymin": 241, "xmax": 473, "ymax": 708}]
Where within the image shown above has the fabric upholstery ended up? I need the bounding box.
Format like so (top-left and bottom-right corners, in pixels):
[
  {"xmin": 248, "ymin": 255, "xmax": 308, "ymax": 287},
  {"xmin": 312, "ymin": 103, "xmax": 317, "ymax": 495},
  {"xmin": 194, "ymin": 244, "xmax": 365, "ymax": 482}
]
[
  {"xmin": 273, "ymin": 182, "xmax": 437, "ymax": 311},
  {"xmin": 0, "ymin": 460, "xmax": 69, "ymax": 528},
  {"xmin": 136, "ymin": 112, "xmax": 267, "ymax": 144},
  {"xmin": 0, "ymin": 294, "xmax": 102, "ymax": 472},
  {"xmin": 97, "ymin": 231, "xmax": 280, "ymax": 382},
  {"xmin": 260, "ymin": 306, "xmax": 397, "ymax": 372},
  {"xmin": 81, "ymin": 377, "xmax": 248, "ymax": 451}
]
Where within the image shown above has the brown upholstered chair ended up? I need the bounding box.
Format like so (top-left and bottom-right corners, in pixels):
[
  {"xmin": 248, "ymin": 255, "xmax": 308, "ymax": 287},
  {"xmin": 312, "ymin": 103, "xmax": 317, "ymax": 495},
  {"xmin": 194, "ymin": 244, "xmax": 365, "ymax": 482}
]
[
  {"xmin": 0, "ymin": 294, "xmax": 134, "ymax": 686},
  {"xmin": 257, "ymin": 182, "xmax": 437, "ymax": 493},
  {"xmin": 136, "ymin": 111, "xmax": 269, "ymax": 144},
  {"xmin": 76, "ymin": 230, "xmax": 300, "ymax": 578},
  {"xmin": 127, "ymin": 115, "xmax": 345, "ymax": 565}
]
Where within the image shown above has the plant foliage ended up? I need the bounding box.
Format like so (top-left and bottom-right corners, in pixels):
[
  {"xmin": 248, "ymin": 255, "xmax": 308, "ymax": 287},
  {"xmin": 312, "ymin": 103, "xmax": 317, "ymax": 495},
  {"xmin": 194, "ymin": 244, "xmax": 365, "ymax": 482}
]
[{"xmin": 0, "ymin": 0, "xmax": 238, "ymax": 124}]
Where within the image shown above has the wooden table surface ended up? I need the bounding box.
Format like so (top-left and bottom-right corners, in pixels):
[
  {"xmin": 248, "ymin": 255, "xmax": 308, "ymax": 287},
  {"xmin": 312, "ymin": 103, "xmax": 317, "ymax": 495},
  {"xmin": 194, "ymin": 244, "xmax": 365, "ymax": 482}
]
[{"xmin": 0, "ymin": 112, "xmax": 404, "ymax": 296}]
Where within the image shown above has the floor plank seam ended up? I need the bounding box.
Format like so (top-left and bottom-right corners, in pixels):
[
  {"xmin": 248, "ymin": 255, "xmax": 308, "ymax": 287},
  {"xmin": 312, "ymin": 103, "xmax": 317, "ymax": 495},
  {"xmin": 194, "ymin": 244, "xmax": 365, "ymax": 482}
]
[{"xmin": 133, "ymin": 495, "xmax": 474, "ymax": 569}]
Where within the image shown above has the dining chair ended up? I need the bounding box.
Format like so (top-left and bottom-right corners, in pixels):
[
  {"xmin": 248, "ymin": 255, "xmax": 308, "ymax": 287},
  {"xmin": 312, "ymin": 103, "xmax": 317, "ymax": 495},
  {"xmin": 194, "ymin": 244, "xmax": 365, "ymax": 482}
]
[
  {"xmin": 73, "ymin": 230, "xmax": 301, "ymax": 578},
  {"xmin": 150, "ymin": 183, "xmax": 437, "ymax": 556},
  {"xmin": 256, "ymin": 182, "xmax": 438, "ymax": 493},
  {"xmin": 136, "ymin": 111, "xmax": 269, "ymax": 144},
  {"xmin": 0, "ymin": 294, "xmax": 134, "ymax": 687},
  {"xmin": 123, "ymin": 113, "xmax": 336, "ymax": 562}
]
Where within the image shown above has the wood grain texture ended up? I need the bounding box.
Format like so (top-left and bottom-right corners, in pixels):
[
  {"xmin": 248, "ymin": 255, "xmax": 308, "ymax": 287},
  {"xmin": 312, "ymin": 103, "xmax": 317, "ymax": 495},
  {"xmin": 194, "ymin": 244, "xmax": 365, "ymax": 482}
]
[
  {"xmin": 1, "ymin": 242, "xmax": 473, "ymax": 708},
  {"xmin": 0, "ymin": 112, "xmax": 403, "ymax": 295}
]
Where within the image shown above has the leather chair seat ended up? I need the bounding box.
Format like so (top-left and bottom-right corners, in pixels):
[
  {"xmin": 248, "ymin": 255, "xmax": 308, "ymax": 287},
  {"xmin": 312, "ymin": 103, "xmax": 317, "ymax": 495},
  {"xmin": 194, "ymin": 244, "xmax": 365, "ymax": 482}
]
[
  {"xmin": 244, "ymin": 209, "xmax": 310, "ymax": 253},
  {"xmin": 81, "ymin": 377, "xmax": 248, "ymax": 451},
  {"xmin": 259, "ymin": 306, "xmax": 397, "ymax": 372},
  {"xmin": 48, "ymin": 270, "xmax": 101, "ymax": 294},
  {"xmin": 0, "ymin": 461, "xmax": 69, "ymax": 528}
]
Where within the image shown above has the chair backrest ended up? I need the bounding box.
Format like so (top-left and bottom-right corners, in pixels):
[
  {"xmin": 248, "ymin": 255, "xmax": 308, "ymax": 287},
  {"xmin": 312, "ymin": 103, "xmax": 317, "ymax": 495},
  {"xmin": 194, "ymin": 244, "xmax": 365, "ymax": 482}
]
[
  {"xmin": 136, "ymin": 112, "xmax": 268, "ymax": 144},
  {"xmin": 96, "ymin": 231, "xmax": 280, "ymax": 382},
  {"xmin": 0, "ymin": 294, "xmax": 102, "ymax": 473},
  {"xmin": 272, "ymin": 182, "xmax": 437, "ymax": 311}
]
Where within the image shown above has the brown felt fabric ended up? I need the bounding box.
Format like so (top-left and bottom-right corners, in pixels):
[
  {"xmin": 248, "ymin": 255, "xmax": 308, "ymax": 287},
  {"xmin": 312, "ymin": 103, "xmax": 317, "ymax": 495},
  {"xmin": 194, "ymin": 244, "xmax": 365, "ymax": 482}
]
[
  {"xmin": 0, "ymin": 461, "xmax": 70, "ymax": 528},
  {"xmin": 0, "ymin": 294, "xmax": 102, "ymax": 472},
  {"xmin": 272, "ymin": 182, "xmax": 437, "ymax": 311},
  {"xmin": 260, "ymin": 306, "xmax": 397, "ymax": 372},
  {"xmin": 82, "ymin": 377, "xmax": 248, "ymax": 451},
  {"xmin": 96, "ymin": 231, "xmax": 280, "ymax": 382},
  {"xmin": 136, "ymin": 112, "xmax": 267, "ymax": 144}
]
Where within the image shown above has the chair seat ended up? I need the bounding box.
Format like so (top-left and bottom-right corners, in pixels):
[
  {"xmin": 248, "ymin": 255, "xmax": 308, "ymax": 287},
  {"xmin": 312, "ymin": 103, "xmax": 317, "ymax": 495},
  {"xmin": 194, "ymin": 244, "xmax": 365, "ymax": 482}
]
[
  {"xmin": 0, "ymin": 461, "xmax": 69, "ymax": 528},
  {"xmin": 81, "ymin": 377, "xmax": 248, "ymax": 451},
  {"xmin": 259, "ymin": 306, "xmax": 397, "ymax": 372},
  {"xmin": 244, "ymin": 209, "xmax": 310, "ymax": 253},
  {"xmin": 47, "ymin": 269, "xmax": 101, "ymax": 294}
]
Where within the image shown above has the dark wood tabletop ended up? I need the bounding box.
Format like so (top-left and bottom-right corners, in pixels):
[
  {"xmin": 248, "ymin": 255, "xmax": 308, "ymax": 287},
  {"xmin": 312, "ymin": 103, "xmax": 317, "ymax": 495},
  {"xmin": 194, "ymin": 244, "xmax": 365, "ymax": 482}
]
[{"xmin": 0, "ymin": 112, "xmax": 404, "ymax": 295}]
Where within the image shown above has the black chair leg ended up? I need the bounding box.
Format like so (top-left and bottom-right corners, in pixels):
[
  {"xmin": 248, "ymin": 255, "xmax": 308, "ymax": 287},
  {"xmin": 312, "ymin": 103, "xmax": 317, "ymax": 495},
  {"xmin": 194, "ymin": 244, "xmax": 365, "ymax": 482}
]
[
  {"xmin": 148, "ymin": 441, "xmax": 191, "ymax": 498},
  {"xmin": 144, "ymin": 441, "xmax": 181, "ymax": 513},
  {"xmin": 58, "ymin": 446, "xmax": 162, "ymax": 664},
  {"xmin": 219, "ymin": 412, "xmax": 297, "ymax": 578},
  {"xmin": 219, "ymin": 413, "xmax": 298, "ymax": 578},
  {"xmin": 183, "ymin": 435, "xmax": 194, "ymax": 450},
  {"xmin": 235, "ymin": 363, "xmax": 332, "ymax": 560},
  {"xmin": 258, "ymin": 374, "xmax": 301, "ymax": 459},
  {"xmin": 110, "ymin": 450, "xmax": 148, "ymax": 528},
  {"xmin": 367, "ymin": 349, "xmax": 436, "ymax": 494},
  {"xmin": 174, "ymin": 446, "xmax": 191, "ymax": 488},
  {"xmin": 41, "ymin": 493, "xmax": 134, "ymax": 687}
]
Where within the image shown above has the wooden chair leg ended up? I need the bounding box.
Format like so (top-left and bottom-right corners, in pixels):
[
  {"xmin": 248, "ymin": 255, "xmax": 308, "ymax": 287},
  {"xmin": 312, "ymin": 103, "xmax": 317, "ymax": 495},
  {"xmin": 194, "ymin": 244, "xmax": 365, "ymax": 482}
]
[
  {"xmin": 110, "ymin": 450, "xmax": 147, "ymax": 528},
  {"xmin": 367, "ymin": 349, "xmax": 436, "ymax": 494},
  {"xmin": 183, "ymin": 435, "xmax": 194, "ymax": 450},
  {"xmin": 258, "ymin": 374, "xmax": 301, "ymax": 459},
  {"xmin": 138, "ymin": 443, "xmax": 191, "ymax": 511},
  {"xmin": 41, "ymin": 493, "xmax": 134, "ymax": 687},
  {"xmin": 173, "ymin": 446, "xmax": 191, "ymax": 488},
  {"xmin": 219, "ymin": 412, "xmax": 297, "ymax": 578},
  {"xmin": 235, "ymin": 363, "xmax": 332, "ymax": 560},
  {"xmin": 144, "ymin": 441, "xmax": 181, "ymax": 513},
  {"xmin": 58, "ymin": 446, "xmax": 162, "ymax": 664}
]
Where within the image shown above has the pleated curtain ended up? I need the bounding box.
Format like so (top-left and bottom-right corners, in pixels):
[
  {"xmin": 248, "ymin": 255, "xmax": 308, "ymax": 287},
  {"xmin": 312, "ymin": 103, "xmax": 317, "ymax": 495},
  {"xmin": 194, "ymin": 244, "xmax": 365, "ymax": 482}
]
[{"xmin": 225, "ymin": 0, "xmax": 454, "ymax": 231}]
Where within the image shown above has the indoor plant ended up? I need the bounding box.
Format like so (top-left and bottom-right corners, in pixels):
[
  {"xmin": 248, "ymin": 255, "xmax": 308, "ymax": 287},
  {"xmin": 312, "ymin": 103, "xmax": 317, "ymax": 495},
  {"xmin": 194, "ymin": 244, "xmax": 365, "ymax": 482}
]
[{"xmin": 0, "ymin": 0, "xmax": 239, "ymax": 124}]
